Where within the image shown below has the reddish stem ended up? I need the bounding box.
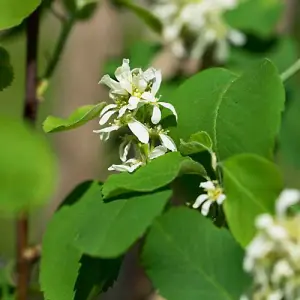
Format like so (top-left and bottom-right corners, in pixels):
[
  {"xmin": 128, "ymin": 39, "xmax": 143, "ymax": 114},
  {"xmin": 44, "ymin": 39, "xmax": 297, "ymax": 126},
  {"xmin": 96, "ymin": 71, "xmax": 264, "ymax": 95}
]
[{"xmin": 17, "ymin": 8, "xmax": 40, "ymax": 300}]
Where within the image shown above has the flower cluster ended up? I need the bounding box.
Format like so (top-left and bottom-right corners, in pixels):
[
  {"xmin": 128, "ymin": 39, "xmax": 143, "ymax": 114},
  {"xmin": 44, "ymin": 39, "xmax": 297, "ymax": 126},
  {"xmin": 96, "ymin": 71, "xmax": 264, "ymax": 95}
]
[
  {"xmin": 152, "ymin": 0, "xmax": 246, "ymax": 62},
  {"xmin": 193, "ymin": 180, "xmax": 226, "ymax": 216},
  {"xmin": 94, "ymin": 59, "xmax": 178, "ymax": 173},
  {"xmin": 243, "ymin": 189, "xmax": 300, "ymax": 300}
]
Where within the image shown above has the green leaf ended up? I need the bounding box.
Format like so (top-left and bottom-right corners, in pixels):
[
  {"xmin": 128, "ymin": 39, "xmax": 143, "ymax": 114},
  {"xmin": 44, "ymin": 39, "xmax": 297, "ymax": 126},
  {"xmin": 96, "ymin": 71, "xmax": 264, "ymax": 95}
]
[
  {"xmin": 179, "ymin": 131, "xmax": 213, "ymax": 156},
  {"xmin": 225, "ymin": 0, "xmax": 284, "ymax": 37},
  {"xmin": 114, "ymin": 0, "xmax": 162, "ymax": 33},
  {"xmin": 279, "ymin": 88, "xmax": 300, "ymax": 170},
  {"xmin": 142, "ymin": 208, "xmax": 250, "ymax": 300},
  {"xmin": 73, "ymin": 190, "xmax": 172, "ymax": 258},
  {"xmin": 75, "ymin": 255, "xmax": 121, "ymax": 300},
  {"xmin": 171, "ymin": 59, "xmax": 285, "ymax": 161},
  {"xmin": 41, "ymin": 182, "xmax": 121, "ymax": 300},
  {"xmin": 43, "ymin": 102, "xmax": 105, "ymax": 133},
  {"xmin": 102, "ymin": 152, "xmax": 205, "ymax": 199},
  {"xmin": 0, "ymin": 47, "xmax": 14, "ymax": 92},
  {"xmin": 0, "ymin": 117, "xmax": 57, "ymax": 214},
  {"xmin": 0, "ymin": 0, "xmax": 41, "ymax": 30},
  {"xmin": 40, "ymin": 206, "xmax": 82, "ymax": 300},
  {"xmin": 222, "ymin": 154, "xmax": 283, "ymax": 247}
]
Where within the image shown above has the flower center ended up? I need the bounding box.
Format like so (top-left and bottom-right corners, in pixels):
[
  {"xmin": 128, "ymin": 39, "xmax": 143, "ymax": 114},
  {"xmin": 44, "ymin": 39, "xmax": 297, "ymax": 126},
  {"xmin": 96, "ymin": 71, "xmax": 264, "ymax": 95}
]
[{"xmin": 207, "ymin": 187, "xmax": 223, "ymax": 202}]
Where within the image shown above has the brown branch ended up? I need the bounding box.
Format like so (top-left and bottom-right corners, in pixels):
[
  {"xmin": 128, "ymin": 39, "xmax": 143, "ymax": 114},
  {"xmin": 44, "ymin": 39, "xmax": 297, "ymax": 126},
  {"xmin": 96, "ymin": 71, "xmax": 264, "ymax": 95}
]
[{"xmin": 17, "ymin": 8, "xmax": 40, "ymax": 300}]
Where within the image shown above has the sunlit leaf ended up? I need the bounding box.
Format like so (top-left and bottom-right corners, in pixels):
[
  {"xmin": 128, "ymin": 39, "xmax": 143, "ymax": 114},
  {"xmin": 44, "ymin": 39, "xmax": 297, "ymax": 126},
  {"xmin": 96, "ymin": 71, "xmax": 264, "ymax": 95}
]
[{"xmin": 222, "ymin": 154, "xmax": 283, "ymax": 247}]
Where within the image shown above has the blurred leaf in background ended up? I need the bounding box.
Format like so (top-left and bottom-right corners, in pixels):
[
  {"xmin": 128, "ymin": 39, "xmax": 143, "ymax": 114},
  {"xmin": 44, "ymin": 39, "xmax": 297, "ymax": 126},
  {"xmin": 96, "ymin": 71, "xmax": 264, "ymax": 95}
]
[{"xmin": 0, "ymin": 116, "xmax": 57, "ymax": 214}]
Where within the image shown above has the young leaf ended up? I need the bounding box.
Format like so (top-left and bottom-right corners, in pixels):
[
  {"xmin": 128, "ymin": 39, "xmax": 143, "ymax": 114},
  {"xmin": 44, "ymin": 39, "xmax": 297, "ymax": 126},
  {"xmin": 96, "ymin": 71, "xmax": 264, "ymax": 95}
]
[
  {"xmin": 222, "ymin": 154, "xmax": 283, "ymax": 247},
  {"xmin": 43, "ymin": 102, "xmax": 105, "ymax": 133},
  {"xmin": 225, "ymin": 0, "xmax": 284, "ymax": 37},
  {"xmin": 0, "ymin": 47, "xmax": 14, "ymax": 92},
  {"xmin": 142, "ymin": 208, "xmax": 250, "ymax": 300},
  {"xmin": 0, "ymin": 0, "xmax": 41, "ymax": 30},
  {"xmin": 114, "ymin": 0, "xmax": 162, "ymax": 33},
  {"xmin": 63, "ymin": 0, "xmax": 99, "ymax": 19},
  {"xmin": 102, "ymin": 152, "xmax": 206, "ymax": 199},
  {"xmin": 40, "ymin": 182, "xmax": 121, "ymax": 300},
  {"xmin": 0, "ymin": 117, "xmax": 57, "ymax": 214},
  {"xmin": 171, "ymin": 59, "xmax": 285, "ymax": 161},
  {"xmin": 73, "ymin": 190, "xmax": 172, "ymax": 258},
  {"xmin": 179, "ymin": 131, "xmax": 213, "ymax": 156}
]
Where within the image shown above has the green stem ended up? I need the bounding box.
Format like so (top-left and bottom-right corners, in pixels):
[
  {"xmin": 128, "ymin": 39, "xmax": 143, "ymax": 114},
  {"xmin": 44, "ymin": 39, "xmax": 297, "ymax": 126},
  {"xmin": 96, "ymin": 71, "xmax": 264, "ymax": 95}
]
[
  {"xmin": 41, "ymin": 15, "xmax": 76, "ymax": 80},
  {"xmin": 280, "ymin": 58, "xmax": 300, "ymax": 82}
]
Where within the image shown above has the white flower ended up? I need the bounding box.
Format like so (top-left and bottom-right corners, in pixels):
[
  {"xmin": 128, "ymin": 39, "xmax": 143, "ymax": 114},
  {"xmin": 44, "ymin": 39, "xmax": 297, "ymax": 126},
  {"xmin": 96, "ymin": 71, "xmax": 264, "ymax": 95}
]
[
  {"xmin": 108, "ymin": 158, "xmax": 144, "ymax": 173},
  {"xmin": 276, "ymin": 189, "xmax": 300, "ymax": 218},
  {"xmin": 100, "ymin": 59, "xmax": 158, "ymax": 110},
  {"xmin": 192, "ymin": 180, "xmax": 226, "ymax": 216},
  {"xmin": 109, "ymin": 145, "xmax": 168, "ymax": 173},
  {"xmin": 153, "ymin": 0, "xmax": 245, "ymax": 61}
]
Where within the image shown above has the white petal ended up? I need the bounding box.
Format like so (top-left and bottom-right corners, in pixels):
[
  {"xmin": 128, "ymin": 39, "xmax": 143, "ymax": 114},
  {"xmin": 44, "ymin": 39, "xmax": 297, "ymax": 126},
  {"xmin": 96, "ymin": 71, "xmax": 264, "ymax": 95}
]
[
  {"xmin": 151, "ymin": 70, "xmax": 162, "ymax": 96},
  {"xmin": 100, "ymin": 104, "xmax": 118, "ymax": 118},
  {"xmin": 99, "ymin": 109, "xmax": 117, "ymax": 125},
  {"xmin": 159, "ymin": 133, "xmax": 177, "ymax": 151},
  {"xmin": 192, "ymin": 194, "xmax": 208, "ymax": 209},
  {"xmin": 128, "ymin": 161, "xmax": 143, "ymax": 173},
  {"xmin": 228, "ymin": 29, "xmax": 246, "ymax": 46},
  {"xmin": 99, "ymin": 75, "xmax": 123, "ymax": 91},
  {"xmin": 151, "ymin": 106, "xmax": 162, "ymax": 124},
  {"xmin": 118, "ymin": 106, "xmax": 128, "ymax": 118},
  {"xmin": 200, "ymin": 181, "xmax": 215, "ymax": 190},
  {"xmin": 108, "ymin": 164, "xmax": 133, "ymax": 172},
  {"xmin": 141, "ymin": 91, "xmax": 156, "ymax": 102},
  {"xmin": 94, "ymin": 124, "xmax": 120, "ymax": 134},
  {"xmin": 149, "ymin": 146, "xmax": 167, "ymax": 160},
  {"xmin": 255, "ymin": 214, "xmax": 274, "ymax": 230},
  {"xmin": 115, "ymin": 59, "xmax": 133, "ymax": 94},
  {"xmin": 159, "ymin": 102, "xmax": 178, "ymax": 120},
  {"xmin": 143, "ymin": 67, "xmax": 156, "ymax": 82},
  {"xmin": 119, "ymin": 140, "xmax": 131, "ymax": 162},
  {"xmin": 133, "ymin": 76, "xmax": 147, "ymax": 92},
  {"xmin": 128, "ymin": 96, "xmax": 140, "ymax": 110},
  {"xmin": 128, "ymin": 120, "xmax": 149, "ymax": 144},
  {"xmin": 276, "ymin": 189, "xmax": 300, "ymax": 217},
  {"xmin": 93, "ymin": 124, "xmax": 120, "ymax": 141},
  {"xmin": 216, "ymin": 194, "xmax": 226, "ymax": 205},
  {"xmin": 201, "ymin": 200, "xmax": 213, "ymax": 216}
]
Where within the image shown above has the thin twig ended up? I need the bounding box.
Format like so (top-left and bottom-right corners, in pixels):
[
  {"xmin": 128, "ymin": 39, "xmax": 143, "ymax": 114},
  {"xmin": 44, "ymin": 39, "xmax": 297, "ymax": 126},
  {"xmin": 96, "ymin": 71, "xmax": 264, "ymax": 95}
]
[
  {"xmin": 17, "ymin": 8, "xmax": 40, "ymax": 300},
  {"xmin": 280, "ymin": 58, "xmax": 300, "ymax": 82}
]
